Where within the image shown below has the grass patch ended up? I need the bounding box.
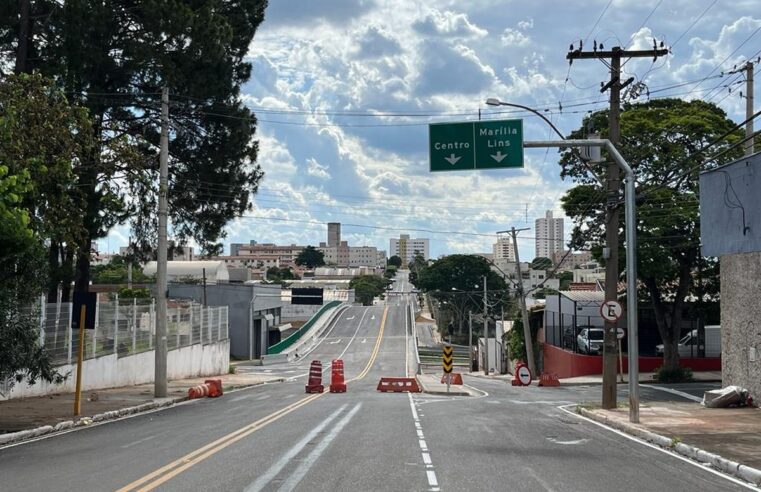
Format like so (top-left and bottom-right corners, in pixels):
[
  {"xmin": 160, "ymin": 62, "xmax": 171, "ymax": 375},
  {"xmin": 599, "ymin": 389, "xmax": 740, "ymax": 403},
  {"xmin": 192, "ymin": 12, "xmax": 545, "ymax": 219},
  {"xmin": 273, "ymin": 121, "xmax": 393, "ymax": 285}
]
[
  {"xmin": 228, "ymin": 364, "xmax": 236, "ymax": 375},
  {"xmin": 668, "ymin": 436, "xmax": 682, "ymax": 449},
  {"xmin": 654, "ymin": 366, "xmax": 693, "ymax": 383}
]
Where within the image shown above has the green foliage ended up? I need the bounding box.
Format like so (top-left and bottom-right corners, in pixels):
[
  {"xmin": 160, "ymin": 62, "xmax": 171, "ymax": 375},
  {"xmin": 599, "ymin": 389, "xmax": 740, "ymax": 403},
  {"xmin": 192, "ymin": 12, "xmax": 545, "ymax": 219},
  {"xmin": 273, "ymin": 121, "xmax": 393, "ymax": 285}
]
[
  {"xmin": 560, "ymin": 98, "xmax": 743, "ymax": 369},
  {"xmin": 558, "ymin": 271, "xmax": 574, "ymax": 290},
  {"xmin": 532, "ymin": 288, "xmax": 558, "ymax": 300},
  {"xmin": 654, "ymin": 365, "xmax": 693, "ymax": 383},
  {"xmin": 266, "ymin": 266, "xmax": 297, "ymax": 283},
  {"xmin": 295, "ymin": 246, "xmax": 325, "ymax": 269},
  {"xmin": 384, "ymin": 265, "xmax": 398, "ymax": 279},
  {"xmin": 505, "ymin": 317, "xmax": 540, "ymax": 363},
  {"xmin": 387, "ymin": 255, "xmax": 402, "ymax": 268},
  {"xmin": 117, "ymin": 287, "xmax": 151, "ymax": 299},
  {"xmin": 349, "ymin": 275, "xmax": 391, "ymax": 306},
  {"xmin": 91, "ymin": 263, "xmax": 150, "ymax": 285},
  {"xmin": 530, "ymin": 257, "xmax": 553, "ymax": 270}
]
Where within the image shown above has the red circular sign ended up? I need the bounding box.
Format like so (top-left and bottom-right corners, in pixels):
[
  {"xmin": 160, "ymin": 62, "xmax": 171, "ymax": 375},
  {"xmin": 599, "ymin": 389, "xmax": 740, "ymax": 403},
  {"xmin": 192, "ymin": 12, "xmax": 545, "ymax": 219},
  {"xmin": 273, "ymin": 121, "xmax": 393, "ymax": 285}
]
[{"xmin": 517, "ymin": 365, "xmax": 532, "ymax": 386}]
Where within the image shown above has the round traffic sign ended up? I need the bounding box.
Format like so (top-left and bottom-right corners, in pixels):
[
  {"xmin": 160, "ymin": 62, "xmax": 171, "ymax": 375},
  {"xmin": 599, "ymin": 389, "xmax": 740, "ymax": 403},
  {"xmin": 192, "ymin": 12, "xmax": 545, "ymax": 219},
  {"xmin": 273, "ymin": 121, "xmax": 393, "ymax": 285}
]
[
  {"xmin": 600, "ymin": 300, "xmax": 623, "ymax": 322},
  {"xmin": 616, "ymin": 327, "xmax": 626, "ymax": 340},
  {"xmin": 517, "ymin": 365, "xmax": 532, "ymax": 386}
]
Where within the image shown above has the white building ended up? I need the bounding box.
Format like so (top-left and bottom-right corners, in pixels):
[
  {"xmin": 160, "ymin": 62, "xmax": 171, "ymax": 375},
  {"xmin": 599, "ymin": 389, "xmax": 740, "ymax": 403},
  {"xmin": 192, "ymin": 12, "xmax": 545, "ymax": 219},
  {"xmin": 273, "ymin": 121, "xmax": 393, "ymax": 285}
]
[
  {"xmin": 390, "ymin": 234, "xmax": 429, "ymax": 266},
  {"xmin": 535, "ymin": 210, "xmax": 564, "ymax": 259},
  {"xmin": 493, "ymin": 233, "xmax": 516, "ymax": 262}
]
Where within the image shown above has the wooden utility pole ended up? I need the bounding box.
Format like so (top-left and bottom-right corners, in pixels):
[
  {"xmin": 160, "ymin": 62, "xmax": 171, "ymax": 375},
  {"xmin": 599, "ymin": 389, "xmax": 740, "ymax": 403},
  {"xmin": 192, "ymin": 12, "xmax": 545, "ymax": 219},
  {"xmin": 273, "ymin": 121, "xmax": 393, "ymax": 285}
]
[{"xmin": 567, "ymin": 43, "xmax": 668, "ymax": 409}]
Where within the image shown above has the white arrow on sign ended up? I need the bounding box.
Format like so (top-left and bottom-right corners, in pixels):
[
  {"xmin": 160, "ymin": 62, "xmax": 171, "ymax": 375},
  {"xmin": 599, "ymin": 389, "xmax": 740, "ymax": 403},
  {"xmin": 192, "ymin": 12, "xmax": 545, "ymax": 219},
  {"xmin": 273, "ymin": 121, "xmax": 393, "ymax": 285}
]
[
  {"xmin": 444, "ymin": 154, "xmax": 461, "ymax": 165},
  {"xmin": 490, "ymin": 151, "xmax": 507, "ymax": 163}
]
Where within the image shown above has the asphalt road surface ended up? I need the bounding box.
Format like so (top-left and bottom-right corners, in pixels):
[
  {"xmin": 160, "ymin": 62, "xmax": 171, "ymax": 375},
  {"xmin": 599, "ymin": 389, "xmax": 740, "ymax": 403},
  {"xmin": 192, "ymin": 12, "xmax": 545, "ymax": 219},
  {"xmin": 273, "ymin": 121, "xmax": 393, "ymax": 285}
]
[{"xmin": 0, "ymin": 279, "xmax": 748, "ymax": 491}]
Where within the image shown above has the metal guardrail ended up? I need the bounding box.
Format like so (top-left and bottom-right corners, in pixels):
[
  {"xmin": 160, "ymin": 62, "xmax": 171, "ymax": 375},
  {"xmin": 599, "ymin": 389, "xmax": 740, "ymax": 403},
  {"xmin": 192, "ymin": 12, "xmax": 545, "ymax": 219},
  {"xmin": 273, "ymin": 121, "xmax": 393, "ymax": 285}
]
[{"xmin": 266, "ymin": 301, "xmax": 342, "ymax": 354}]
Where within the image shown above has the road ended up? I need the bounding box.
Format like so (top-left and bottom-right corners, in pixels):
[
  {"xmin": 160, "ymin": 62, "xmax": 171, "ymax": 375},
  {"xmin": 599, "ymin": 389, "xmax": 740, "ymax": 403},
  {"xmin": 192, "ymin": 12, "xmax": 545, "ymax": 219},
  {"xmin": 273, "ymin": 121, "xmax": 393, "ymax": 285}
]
[{"xmin": 0, "ymin": 273, "xmax": 748, "ymax": 491}]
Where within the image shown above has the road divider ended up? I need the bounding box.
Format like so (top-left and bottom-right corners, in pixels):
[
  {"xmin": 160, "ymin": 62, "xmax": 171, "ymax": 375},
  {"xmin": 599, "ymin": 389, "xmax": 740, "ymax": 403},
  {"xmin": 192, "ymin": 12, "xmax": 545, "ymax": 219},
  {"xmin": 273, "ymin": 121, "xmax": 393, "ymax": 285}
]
[
  {"xmin": 377, "ymin": 377, "xmax": 422, "ymax": 393},
  {"xmin": 330, "ymin": 359, "xmax": 347, "ymax": 393}
]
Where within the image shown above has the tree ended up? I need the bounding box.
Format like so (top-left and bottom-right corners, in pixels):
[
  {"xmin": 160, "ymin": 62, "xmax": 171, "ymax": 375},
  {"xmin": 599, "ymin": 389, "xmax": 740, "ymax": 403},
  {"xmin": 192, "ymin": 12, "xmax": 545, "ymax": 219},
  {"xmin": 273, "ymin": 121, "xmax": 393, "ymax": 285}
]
[
  {"xmin": 295, "ymin": 246, "xmax": 325, "ymax": 269},
  {"xmin": 349, "ymin": 275, "xmax": 390, "ymax": 306},
  {"xmin": 415, "ymin": 255, "xmax": 507, "ymax": 334},
  {"xmin": 558, "ymin": 271, "xmax": 573, "ymax": 290},
  {"xmin": 0, "ymin": 73, "xmax": 95, "ymax": 300},
  {"xmin": 266, "ymin": 266, "xmax": 297, "ymax": 284},
  {"xmin": 530, "ymin": 257, "xmax": 552, "ymax": 271},
  {"xmin": 3, "ymin": 1, "xmax": 269, "ymax": 294},
  {"xmin": 560, "ymin": 98, "xmax": 743, "ymax": 370},
  {"xmin": 387, "ymin": 255, "xmax": 402, "ymax": 268}
]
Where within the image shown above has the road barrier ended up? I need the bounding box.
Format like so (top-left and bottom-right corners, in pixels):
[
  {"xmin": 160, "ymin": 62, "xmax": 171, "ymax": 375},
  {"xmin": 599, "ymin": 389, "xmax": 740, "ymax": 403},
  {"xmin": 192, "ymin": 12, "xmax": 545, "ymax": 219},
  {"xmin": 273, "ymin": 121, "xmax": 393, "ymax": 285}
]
[
  {"xmin": 187, "ymin": 379, "xmax": 224, "ymax": 399},
  {"xmin": 329, "ymin": 359, "xmax": 347, "ymax": 393},
  {"xmin": 305, "ymin": 360, "xmax": 325, "ymax": 393},
  {"xmin": 440, "ymin": 373, "xmax": 463, "ymax": 385},
  {"xmin": 377, "ymin": 377, "xmax": 421, "ymax": 393},
  {"xmin": 538, "ymin": 373, "xmax": 561, "ymax": 387},
  {"xmin": 204, "ymin": 379, "xmax": 223, "ymax": 397}
]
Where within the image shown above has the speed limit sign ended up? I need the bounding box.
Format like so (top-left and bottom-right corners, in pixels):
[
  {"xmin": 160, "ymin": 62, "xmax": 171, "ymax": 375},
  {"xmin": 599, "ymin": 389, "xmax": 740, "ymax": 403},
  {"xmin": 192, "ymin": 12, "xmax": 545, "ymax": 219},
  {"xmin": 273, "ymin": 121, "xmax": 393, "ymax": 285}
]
[{"xmin": 600, "ymin": 300, "xmax": 623, "ymax": 322}]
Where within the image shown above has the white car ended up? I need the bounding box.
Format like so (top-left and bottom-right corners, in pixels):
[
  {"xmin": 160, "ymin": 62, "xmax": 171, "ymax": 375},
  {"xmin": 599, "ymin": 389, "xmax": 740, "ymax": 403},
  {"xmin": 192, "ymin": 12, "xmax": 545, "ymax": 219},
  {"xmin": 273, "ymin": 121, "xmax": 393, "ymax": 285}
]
[{"xmin": 577, "ymin": 328, "xmax": 604, "ymax": 354}]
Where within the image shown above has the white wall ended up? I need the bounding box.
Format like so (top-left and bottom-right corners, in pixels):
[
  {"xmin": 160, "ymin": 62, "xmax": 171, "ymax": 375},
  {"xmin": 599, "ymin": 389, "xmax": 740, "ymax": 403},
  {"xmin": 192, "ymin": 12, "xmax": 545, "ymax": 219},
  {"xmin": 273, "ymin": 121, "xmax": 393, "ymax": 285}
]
[{"xmin": 2, "ymin": 340, "xmax": 230, "ymax": 401}]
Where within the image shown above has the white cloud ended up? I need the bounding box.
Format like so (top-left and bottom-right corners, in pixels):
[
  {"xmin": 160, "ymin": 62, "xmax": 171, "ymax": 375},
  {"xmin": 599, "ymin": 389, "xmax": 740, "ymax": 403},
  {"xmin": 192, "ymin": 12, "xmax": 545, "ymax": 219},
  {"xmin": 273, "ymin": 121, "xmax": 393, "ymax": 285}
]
[
  {"xmin": 501, "ymin": 28, "xmax": 530, "ymax": 47},
  {"xmin": 306, "ymin": 158, "xmax": 331, "ymax": 179},
  {"xmin": 412, "ymin": 9, "xmax": 488, "ymax": 38}
]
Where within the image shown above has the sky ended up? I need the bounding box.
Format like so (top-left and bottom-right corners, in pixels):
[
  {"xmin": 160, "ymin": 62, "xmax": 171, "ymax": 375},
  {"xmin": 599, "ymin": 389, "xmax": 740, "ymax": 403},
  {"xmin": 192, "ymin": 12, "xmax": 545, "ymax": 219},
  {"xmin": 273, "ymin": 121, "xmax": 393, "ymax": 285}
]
[{"xmin": 98, "ymin": 0, "xmax": 761, "ymax": 261}]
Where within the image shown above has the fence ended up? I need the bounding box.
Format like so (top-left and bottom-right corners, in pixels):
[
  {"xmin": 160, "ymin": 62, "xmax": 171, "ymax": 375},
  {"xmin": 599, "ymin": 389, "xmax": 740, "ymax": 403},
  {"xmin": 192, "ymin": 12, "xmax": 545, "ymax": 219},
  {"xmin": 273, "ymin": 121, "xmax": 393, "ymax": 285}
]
[{"xmin": 36, "ymin": 295, "xmax": 228, "ymax": 366}]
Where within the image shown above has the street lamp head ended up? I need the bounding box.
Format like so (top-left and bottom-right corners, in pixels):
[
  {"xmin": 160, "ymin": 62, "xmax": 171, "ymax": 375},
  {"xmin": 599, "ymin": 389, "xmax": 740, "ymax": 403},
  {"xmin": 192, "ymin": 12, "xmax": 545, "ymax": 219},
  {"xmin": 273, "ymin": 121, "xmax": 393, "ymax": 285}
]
[{"xmin": 485, "ymin": 98, "xmax": 502, "ymax": 106}]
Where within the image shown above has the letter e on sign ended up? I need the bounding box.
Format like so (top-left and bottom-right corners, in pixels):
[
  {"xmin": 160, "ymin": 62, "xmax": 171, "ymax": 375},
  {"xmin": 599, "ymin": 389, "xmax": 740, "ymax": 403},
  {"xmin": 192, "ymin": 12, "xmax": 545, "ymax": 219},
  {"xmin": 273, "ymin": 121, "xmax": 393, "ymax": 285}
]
[{"xmin": 600, "ymin": 300, "xmax": 623, "ymax": 323}]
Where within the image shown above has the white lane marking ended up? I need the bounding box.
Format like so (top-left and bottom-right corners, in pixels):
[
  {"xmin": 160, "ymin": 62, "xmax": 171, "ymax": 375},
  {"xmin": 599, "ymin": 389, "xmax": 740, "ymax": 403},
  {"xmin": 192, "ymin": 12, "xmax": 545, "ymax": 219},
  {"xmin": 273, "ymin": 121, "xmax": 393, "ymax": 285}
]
[
  {"xmin": 647, "ymin": 385, "xmax": 703, "ymax": 403},
  {"xmin": 345, "ymin": 316, "xmax": 355, "ymax": 320},
  {"xmin": 277, "ymin": 403, "xmax": 362, "ymax": 492},
  {"xmin": 245, "ymin": 404, "xmax": 348, "ymax": 492},
  {"xmin": 409, "ymin": 393, "xmax": 439, "ymax": 491},
  {"xmin": 255, "ymin": 394, "xmax": 271, "ymax": 401},
  {"xmin": 361, "ymin": 338, "xmax": 367, "ymax": 344},
  {"xmin": 426, "ymin": 470, "xmax": 439, "ymax": 487},
  {"xmin": 335, "ymin": 308, "xmax": 369, "ymax": 362},
  {"xmin": 546, "ymin": 437, "xmax": 589, "ymax": 445},
  {"xmin": 229, "ymin": 394, "xmax": 254, "ymax": 403},
  {"xmin": 329, "ymin": 339, "xmax": 342, "ymax": 345},
  {"xmin": 371, "ymin": 315, "xmax": 376, "ymax": 320},
  {"xmin": 121, "ymin": 434, "xmax": 158, "ymax": 449},
  {"xmin": 557, "ymin": 405, "xmax": 758, "ymax": 490},
  {"xmin": 417, "ymin": 430, "xmax": 425, "ymax": 438}
]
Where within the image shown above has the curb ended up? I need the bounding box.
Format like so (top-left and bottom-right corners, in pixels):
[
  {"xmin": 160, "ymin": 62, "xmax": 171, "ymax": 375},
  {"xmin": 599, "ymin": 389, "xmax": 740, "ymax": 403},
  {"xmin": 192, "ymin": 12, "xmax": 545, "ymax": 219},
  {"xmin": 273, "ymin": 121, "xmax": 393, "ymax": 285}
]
[
  {"xmin": 579, "ymin": 407, "xmax": 761, "ymax": 487},
  {"xmin": 0, "ymin": 378, "xmax": 287, "ymax": 448},
  {"xmin": 0, "ymin": 396, "xmax": 186, "ymax": 448}
]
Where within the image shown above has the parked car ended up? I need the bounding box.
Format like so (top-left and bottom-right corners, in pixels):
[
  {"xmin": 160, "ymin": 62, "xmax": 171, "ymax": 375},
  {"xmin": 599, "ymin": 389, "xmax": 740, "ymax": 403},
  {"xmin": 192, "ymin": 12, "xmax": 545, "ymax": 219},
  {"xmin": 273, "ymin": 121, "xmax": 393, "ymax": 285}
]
[
  {"xmin": 577, "ymin": 328, "xmax": 604, "ymax": 354},
  {"xmin": 655, "ymin": 325, "xmax": 721, "ymax": 358},
  {"xmin": 563, "ymin": 325, "xmax": 594, "ymax": 352}
]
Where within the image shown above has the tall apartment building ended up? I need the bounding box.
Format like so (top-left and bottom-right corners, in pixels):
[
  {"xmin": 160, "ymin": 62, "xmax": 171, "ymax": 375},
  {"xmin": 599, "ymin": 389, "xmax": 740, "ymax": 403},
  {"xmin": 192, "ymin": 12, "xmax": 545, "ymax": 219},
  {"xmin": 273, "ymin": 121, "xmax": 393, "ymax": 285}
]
[
  {"xmin": 492, "ymin": 233, "xmax": 516, "ymax": 262},
  {"xmin": 390, "ymin": 234, "xmax": 429, "ymax": 267},
  {"xmin": 535, "ymin": 210, "xmax": 564, "ymax": 259},
  {"xmin": 327, "ymin": 222, "xmax": 341, "ymax": 247}
]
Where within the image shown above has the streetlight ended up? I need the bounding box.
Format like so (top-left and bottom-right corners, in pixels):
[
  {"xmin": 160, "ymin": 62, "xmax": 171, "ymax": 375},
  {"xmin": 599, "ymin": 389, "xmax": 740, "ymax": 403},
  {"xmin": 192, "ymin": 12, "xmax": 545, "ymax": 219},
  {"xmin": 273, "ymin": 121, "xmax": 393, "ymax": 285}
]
[{"xmin": 485, "ymin": 98, "xmax": 565, "ymax": 140}]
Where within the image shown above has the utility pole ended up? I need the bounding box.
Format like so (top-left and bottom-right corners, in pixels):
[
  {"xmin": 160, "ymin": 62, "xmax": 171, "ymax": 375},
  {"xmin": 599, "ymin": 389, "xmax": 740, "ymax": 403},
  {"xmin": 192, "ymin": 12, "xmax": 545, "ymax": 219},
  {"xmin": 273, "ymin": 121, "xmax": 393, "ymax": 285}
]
[
  {"xmin": 509, "ymin": 227, "xmax": 535, "ymax": 376},
  {"xmin": 127, "ymin": 236, "xmax": 133, "ymax": 290},
  {"xmin": 155, "ymin": 87, "xmax": 169, "ymax": 398},
  {"xmin": 483, "ymin": 275, "xmax": 488, "ymax": 375},
  {"xmin": 731, "ymin": 61, "xmax": 756, "ymax": 156},
  {"xmin": 567, "ymin": 42, "xmax": 668, "ymax": 409}
]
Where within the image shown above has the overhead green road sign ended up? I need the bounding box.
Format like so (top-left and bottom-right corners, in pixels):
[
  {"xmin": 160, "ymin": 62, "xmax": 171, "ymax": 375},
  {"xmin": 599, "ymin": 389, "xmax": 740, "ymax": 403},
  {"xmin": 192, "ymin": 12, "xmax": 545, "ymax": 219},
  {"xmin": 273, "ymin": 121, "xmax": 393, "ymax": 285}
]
[{"xmin": 429, "ymin": 119, "xmax": 523, "ymax": 172}]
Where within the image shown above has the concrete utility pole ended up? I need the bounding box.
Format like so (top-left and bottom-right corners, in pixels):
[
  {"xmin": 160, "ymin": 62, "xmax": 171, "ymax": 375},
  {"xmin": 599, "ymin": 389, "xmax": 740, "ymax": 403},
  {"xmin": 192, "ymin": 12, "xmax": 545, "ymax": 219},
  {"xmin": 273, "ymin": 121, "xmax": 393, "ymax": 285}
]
[
  {"xmin": 731, "ymin": 61, "xmax": 755, "ymax": 156},
  {"xmin": 567, "ymin": 43, "xmax": 668, "ymax": 410},
  {"xmin": 155, "ymin": 87, "xmax": 169, "ymax": 398},
  {"xmin": 509, "ymin": 227, "xmax": 535, "ymax": 377}
]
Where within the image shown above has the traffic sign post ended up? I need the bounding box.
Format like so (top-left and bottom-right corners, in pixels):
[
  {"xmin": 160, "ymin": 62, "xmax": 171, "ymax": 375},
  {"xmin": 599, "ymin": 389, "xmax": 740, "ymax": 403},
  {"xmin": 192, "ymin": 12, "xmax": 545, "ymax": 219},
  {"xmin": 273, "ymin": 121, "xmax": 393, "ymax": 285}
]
[
  {"xmin": 71, "ymin": 292, "xmax": 96, "ymax": 416},
  {"xmin": 517, "ymin": 364, "xmax": 532, "ymax": 386},
  {"xmin": 429, "ymin": 119, "xmax": 524, "ymax": 172},
  {"xmin": 442, "ymin": 345, "xmax": 454, "ymax": 393},
  {"xmin": 600, "ymin": 302, "xmax": 624, "ymax": 384}
]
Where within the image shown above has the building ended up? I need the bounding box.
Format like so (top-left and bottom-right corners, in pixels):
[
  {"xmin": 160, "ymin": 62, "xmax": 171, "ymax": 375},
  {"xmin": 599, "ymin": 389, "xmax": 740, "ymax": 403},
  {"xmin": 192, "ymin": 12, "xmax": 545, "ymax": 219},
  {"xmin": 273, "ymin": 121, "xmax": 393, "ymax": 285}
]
[
  {"xmin": 230, "ymin": 241, "xmax": 256, "ymax": 257},
  {"xmin": 490, "ymin": 261, "xmax": 559, "ymax": 295},
  {"xmin": 390, "ymin": 234, "xmax": 430, "ymax": 267},
  {"xmin": 318, "ymin": 241, "xmax": 351, "ymax": 267},
  {"xmin": 493, "ymin": 233, "xmax": 516, "ymax": 262},
  {"xmin": 229, "ymin": 243, "xmax": 304, "ymax": 269},
  {"xmin": 700, "ymin": 151, "xmax": 761, "ymax": 399},
  {"xmin": 143, "ymin": 260, "xmax": 229, "ymax": 284},
  {"xmin": 327, "ymin": 222, "xmax": 341, "ymax": 247},
  {"xmin": 535, "ymin": 210, "xmax": 564, "ymax": 259},
  {"xmin": 552, "ymin": 250, "xmax": 595, "ymax": 270}
]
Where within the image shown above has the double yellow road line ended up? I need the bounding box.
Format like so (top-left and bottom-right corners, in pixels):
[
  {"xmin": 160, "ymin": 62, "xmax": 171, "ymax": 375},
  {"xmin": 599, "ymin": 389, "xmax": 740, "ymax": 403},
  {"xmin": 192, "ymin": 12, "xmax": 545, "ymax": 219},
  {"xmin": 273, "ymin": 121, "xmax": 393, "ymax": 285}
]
[{"xmin": 118, "ymin": 306, "xmax": 389, "ymax": 492}]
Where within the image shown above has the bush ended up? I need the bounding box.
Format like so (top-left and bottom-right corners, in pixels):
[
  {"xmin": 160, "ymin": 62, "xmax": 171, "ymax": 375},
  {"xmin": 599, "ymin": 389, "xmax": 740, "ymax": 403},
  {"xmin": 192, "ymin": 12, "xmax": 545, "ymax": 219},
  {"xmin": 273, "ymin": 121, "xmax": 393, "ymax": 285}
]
[{"xmin": 654, "ymin": 365, "xmax": 693, "ymax": 383}]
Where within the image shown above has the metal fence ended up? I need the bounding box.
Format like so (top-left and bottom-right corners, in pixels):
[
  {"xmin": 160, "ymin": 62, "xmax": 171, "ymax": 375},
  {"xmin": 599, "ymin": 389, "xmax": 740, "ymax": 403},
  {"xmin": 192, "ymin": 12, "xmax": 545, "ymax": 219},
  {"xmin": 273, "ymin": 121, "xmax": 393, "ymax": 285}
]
[{"xmin": 36, "ymin": 296, "xmax": 229, "ymax": 366}]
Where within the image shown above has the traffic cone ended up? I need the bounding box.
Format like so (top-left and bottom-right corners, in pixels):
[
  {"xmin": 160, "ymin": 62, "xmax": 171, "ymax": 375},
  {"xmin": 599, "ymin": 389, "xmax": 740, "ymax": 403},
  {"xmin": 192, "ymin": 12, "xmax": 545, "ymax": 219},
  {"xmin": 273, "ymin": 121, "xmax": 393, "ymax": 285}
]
[
  {"xmin": 305, "ymin": 360, "xmax": 324, "ymax": 393},
  {"xmin": 330, "ymin": 359, "xmax": 347, "ymax": 393}
]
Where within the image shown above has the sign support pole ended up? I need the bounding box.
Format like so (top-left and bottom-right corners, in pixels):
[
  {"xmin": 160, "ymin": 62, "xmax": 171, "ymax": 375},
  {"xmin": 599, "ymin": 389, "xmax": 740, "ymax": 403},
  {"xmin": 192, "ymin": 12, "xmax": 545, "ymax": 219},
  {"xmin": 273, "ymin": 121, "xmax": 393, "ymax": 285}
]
[{"xmin": 73, "ymin": 305, "xmax": 86, "ymax": 416}]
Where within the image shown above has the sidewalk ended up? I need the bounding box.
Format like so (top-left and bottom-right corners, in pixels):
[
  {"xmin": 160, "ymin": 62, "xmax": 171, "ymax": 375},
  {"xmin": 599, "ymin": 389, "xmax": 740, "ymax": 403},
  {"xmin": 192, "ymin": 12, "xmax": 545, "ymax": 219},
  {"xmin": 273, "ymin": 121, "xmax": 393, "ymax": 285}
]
[
  {"xmin": 581, "ymin": 402, "xmax": 761, "ymax": 486},
  {"xmin": 0, "ymin": 372, "xmax": 284, "ymax": 438},
  {"xmin": 416, "ymin": 374, "xmax": 478, "ymax": 396},
  {"xmin": 560, "ymin": 371, "xmax": 722, "ymax": 386}
]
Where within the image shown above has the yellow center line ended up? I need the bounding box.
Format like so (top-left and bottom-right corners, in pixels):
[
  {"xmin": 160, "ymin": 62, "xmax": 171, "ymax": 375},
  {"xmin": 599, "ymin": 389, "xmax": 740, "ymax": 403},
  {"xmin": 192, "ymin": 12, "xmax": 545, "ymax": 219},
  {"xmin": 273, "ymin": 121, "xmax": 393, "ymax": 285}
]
[
  {"xmin": 349, "ymin": 306, "xmax": 388, "ymax": 382},
  {"xmin": 116, "ymin": 306, "xmax": 389, "ymax": 492},
  {"xmin": 116, "ymin": 393, "xmax": 322, "ymax": 492}
]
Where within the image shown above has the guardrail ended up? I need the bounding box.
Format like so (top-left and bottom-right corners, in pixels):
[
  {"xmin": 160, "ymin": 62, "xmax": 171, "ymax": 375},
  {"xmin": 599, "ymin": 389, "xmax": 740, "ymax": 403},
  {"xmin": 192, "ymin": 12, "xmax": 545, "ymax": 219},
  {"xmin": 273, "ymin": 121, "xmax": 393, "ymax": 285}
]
[
  {"xmin": 410, "ymin": 302, "xmax": 421, "ymax": 374},
  {"xmin": 266, "ymin": 301, "xmax": 342, "ymax": 354}
]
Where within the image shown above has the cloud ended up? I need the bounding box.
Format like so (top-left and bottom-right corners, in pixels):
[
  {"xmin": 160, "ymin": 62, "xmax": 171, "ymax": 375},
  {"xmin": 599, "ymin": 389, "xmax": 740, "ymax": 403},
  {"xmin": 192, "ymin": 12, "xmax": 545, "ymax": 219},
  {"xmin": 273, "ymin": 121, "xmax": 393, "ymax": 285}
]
[
  {"xmin": 414, "ymin": 42, "xmax": 497, "ymax": 95},
  {"xmin": 306, "ymin": 158, "xmax": 331, "ymax": 179},
  {"xmin": 353, "ymin": 25, "xmax": 404, "ymax": 59},
  {"xmin": 412, "ymin": 9, "xmax": 488, "ymax": 39},
  {"xmin": 501, "ymin": 28, "xmax": 530, "ymax": 47},
  {"xmin": 263, "ymin": 0, "xmax": 377, "ymax": 27}
]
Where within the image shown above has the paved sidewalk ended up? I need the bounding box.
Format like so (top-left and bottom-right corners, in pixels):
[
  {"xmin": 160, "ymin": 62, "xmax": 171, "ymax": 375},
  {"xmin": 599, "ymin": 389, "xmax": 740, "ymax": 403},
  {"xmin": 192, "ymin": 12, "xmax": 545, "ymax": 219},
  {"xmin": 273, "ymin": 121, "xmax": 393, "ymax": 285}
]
[
  {"xmin": 0, "ymin": 372, "xmax": 284, "ymax": 435},
  {"xmin": 583, "ymin": 402, "xmax": 761, "ymax": 485},
  {"xmin": 416, "ymin": 374, "xmax": 476, "ymax": 396},
  {"xmin": 560, "ymin": 371, "xmax": 722, "ymax": 385}
]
